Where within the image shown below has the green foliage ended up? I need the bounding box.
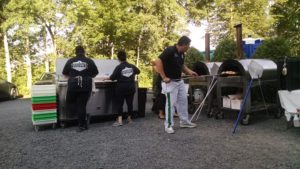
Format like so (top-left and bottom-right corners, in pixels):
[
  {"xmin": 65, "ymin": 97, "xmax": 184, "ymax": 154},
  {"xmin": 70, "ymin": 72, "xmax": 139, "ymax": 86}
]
[
  {"xmin": 4, "ymin": 0, "xmax": 294, "ymax": 95},
  {"xmin": 213, "ymin": 37, "xmax": 236, "ymax": 61},
  {"xmin": 253, "ymin": 37, "xmax": 291, "ymax": 60},
  {"xmin": 184, "ymin": 0, "xmax": 214, "ymax": 24},
  {"xmin": 11, "ymin": 63, "xmax": 28, "ymax": 95},
  {"xmin": 185, "ymin": 47, "xmax": 204, "ymax": 68},
  {"xmin": 0, "ymin": 47, "xmax": 5, "ymax": 79},
  {"xmin": 271, "ymin": 0, "xmax": 300, "ymax": 56},
  {"xmin": 207, "ymin": 0, "xmax": 273, "ymax": 45},
  {"xmin": 0, "ymin": 0, "xmax": 10, "ymax": 27},
  {"xmin": 32, "ymin": 63, "xmax": 46, "ymax": 84},
  {"xmin": 137, "ymin": 63, "xmax": 152, "ymax": 88}
]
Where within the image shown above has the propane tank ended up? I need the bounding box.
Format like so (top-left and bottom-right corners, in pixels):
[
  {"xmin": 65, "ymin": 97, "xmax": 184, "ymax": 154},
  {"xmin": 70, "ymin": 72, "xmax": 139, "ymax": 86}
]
[
  {"xmin": 282, "ymin": 56, "xmax": 287, "ymax": 76},
  {"xmin": 193, "ymin": 88, "xmax": 204, "ymax": 103}
]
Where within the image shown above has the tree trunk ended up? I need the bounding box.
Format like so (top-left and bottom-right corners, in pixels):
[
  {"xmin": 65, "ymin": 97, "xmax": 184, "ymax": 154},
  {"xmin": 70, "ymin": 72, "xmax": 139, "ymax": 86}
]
[
  {"xmin": 45, "ymin": 23, "xmax": 57, "ymax": 57},
  {"xmin": 24, "ymin": 54, "xmax": 32, "ymax": 90},
  {"xmin": 136, "ymin": 33, "xmax": 142, "ymax": 67},
  {"xmin": 45, "ymin": 59, "xmax": 50, "ymax": 73},
  {"xmin": 44, "ymin": 27, "xmax": 49, "ymax": 73},
  {"xmin": 45, "ymin": 23, "xmax": 56, "ymax": 73},
  {"xmin": 3, "ymin": 31, "xmax": 12, "ymax": 82},
  {"xmin": 136, "ymin": 46, "xmax": 140, "ymax": 67},
  {"xmin": 110, "ymin": 42, "xmax": 114, "ymax": 59},
  {"xmin": 24, "ymin": 37, "xmax": 32, "ymax": 91}
]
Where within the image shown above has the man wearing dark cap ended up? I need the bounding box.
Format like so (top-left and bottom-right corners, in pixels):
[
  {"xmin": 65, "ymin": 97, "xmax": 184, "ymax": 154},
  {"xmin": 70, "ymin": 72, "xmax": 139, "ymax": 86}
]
[
  {"xmin": 62, "ymin": 45, "xmax": 99, "ymax": 132},
  {"xmin": 154, "ymin": 36, "xmax": 198, "ymax": 134}
]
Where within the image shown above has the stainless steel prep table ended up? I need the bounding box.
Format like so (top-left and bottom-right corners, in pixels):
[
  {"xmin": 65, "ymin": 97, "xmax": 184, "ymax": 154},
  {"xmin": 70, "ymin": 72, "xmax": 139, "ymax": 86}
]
[{"xmin": 55, "ymin": 58, "xmax": 139, "ymax": 127}]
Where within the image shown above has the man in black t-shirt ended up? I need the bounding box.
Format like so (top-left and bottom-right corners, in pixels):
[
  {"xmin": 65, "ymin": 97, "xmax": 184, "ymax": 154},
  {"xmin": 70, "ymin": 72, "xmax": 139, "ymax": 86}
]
[
  {"xmin": 62, "ymin": 45, "xmax": 98, "ymax": 132},
  {"xmin": 104, "ymin": 50, "xmax": 140, "ymax": 126},
  {"xmin": 154, "ymin": 36, "xmax": 198, "ymax": 134}
]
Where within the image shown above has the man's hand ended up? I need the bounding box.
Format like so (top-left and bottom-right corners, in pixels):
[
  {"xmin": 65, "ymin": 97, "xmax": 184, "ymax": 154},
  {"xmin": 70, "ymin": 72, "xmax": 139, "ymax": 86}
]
[
  {"xmin": 189, "ymin": 70, "xmax": 198, "ymax": 77},
  {"xmin": 163, "ymin": 77, "xmax": 171, "ymax": 83},
  {"xmin": 183, "ymin": 65, "xmax": 199, "ymax": 77}
]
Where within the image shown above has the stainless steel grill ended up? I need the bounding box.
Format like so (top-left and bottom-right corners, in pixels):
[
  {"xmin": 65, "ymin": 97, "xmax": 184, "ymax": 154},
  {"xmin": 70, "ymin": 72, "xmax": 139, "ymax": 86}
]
[{"xmin": 216, "ymin": 59, "xmax": 280, "ymax": 124}]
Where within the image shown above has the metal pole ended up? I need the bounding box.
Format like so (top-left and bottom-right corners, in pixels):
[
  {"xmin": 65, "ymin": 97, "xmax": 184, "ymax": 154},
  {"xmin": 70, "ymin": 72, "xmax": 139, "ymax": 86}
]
[
  {"xmin": 205, "ymin": 33, "xmax": 210, "ymax": 61},
  {"xmin": 232, "ymin": 79, "xmax": 253, "ymax": 134}
]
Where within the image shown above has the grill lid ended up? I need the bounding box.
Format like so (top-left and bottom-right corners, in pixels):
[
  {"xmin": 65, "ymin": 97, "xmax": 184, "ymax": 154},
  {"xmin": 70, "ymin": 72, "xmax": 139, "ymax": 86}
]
[
  {"xmin": 193, "ymin": 61, "xmax": 221, "ymax": 76},
  {"xmin": 218, "ymin": 59, "xmax": 277, "ymax": 80},
  {"xmin": 193, "ymin": 61, "xmax": 209, "ymax": 75}
]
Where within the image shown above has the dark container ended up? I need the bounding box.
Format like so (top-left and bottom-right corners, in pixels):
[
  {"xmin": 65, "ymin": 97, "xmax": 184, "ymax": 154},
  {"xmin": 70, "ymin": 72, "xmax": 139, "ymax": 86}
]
[{"xmin": 137, "ymin": 88, "xmax": 147, "ymax": 117}]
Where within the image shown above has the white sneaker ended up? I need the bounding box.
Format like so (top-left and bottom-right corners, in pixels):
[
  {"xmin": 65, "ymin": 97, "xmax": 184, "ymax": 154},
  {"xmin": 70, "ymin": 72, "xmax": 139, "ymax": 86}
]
[
  {"xmin": 180, "ymin": 121, "xmax": 197, "ymax": 128},
  {"xmin": 165, "ymin": 127, "xmax": 175, "ymax": 134}
]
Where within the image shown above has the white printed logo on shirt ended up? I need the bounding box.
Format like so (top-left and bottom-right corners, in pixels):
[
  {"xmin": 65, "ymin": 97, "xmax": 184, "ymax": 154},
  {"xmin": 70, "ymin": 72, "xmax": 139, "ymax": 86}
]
[
  {"xmin": 174, "ymin": 53, "xmax": 183, "ymax": 59},
  {"xmin": 71, "ymin": 61, "xmax": 88, "ymax": 72},
  {"xmin": 121, "ymin": 67, "xmax": 133, "ymax": 77}
]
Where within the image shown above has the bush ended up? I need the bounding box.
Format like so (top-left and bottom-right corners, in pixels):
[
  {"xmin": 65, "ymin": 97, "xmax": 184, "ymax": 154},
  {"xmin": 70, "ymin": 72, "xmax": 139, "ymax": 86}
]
[
  {"xmin": 213, "ymin": 37, "xmax": 236, "ymax": 61},
  {"xmin": 253, "ymin": 37, "xmax": 291, "ymax": 60},
  {"xmin": 185, "ymin": 47, "xmax": 204, "ymax": 68}
]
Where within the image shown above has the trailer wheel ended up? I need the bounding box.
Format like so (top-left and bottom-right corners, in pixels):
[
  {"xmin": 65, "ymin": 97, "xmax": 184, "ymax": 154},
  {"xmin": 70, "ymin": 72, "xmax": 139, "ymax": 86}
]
[
  {"xmin": 10, "ymin": 88, "xmax": 18, "ymax": 99},
  {"xmin": 207, "ymin": 112, "xmax": 213, "ymax": 118},
  {"xmin": 241, "ymin": 114, "xmax": 250, "ymax": 125},
  {"xmin": 215, "ymin": 111, "xmax": 224, "ymax": 119}
]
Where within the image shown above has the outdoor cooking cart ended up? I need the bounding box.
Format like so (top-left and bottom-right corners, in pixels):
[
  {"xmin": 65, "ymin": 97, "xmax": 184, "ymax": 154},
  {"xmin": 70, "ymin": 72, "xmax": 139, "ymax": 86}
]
[{"xmin": 216, "ymin": 59, "xmax": 280, "ymax": 125}]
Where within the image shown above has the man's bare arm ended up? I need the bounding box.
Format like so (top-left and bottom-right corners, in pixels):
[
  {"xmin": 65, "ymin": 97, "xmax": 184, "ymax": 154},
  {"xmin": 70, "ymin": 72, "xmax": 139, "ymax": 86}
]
[
  {"xmin": 182, "ymin": 65, "xmax": 198, "ymax": 76},
  {"xmin": 154, "ymin": 59, "xmax": 170, "ymax": 83}
]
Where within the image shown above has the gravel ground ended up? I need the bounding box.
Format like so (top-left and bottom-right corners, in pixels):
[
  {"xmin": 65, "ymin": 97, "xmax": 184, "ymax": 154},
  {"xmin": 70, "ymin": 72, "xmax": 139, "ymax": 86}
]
[{"xmin": 0, "ymin": 94, "xmax": 300, "ymax": 169}]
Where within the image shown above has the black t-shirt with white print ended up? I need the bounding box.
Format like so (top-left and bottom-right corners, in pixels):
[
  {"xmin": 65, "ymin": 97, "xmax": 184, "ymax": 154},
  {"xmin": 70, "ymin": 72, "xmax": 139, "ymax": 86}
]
[
  {"xmin": 62, "ymin": 55, "xmax": 99, "ymax": 91},
  {"xmin": 159, "ymin": 45, "xmax": 184, "ymax": 79},
  {"xmin": 110, "ymin": 61, "xmax": 140, "ymax": 94}
]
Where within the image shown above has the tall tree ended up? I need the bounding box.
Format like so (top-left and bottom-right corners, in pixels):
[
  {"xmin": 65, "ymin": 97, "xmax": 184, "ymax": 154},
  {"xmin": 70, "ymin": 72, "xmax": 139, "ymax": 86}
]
[
  {"xmin": 1, "ymin": 0, "xmax": 12, "ymax": 82},
  {"xmin": 272, "ymin": 0, "xmax": 300, "ymax": 56},
  {"xmin": 30, "ymin": 0, "xmax": 62, "ymax": 72},
  {"xmin": 4, "ymin": 0, "xmax": 40, "ymax": 91},
  {"xmin": 206, "ymin": 0, "xmax": 272, "ymax": 45}
]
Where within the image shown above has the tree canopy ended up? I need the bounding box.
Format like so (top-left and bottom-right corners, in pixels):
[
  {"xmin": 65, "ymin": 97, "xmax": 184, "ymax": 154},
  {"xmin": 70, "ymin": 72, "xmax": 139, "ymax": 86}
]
[
  {"xmin": 272, "ymin": 0, "xmax": 300, "ymax": 56},
  {"xmin": 0, "ymin": 0, "xmax": 299, "ymax": 95}
]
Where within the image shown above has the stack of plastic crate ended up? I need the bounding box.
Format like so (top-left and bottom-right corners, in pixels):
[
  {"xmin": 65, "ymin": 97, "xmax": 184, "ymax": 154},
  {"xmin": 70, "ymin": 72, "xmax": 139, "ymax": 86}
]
[{"xmin": 31, "ymin": 84, "xmax": 57, "ymax": 131}]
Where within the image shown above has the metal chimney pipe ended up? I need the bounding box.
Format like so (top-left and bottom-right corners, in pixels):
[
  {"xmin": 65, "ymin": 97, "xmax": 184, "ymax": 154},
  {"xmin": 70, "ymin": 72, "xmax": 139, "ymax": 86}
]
[
  {"xmin": 205, "ymin": 33, "xmax": 210, "ymax": 61},
  {"xmin": 234, "ymin": 23, "xmax": 243, "ymax": 59}
]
